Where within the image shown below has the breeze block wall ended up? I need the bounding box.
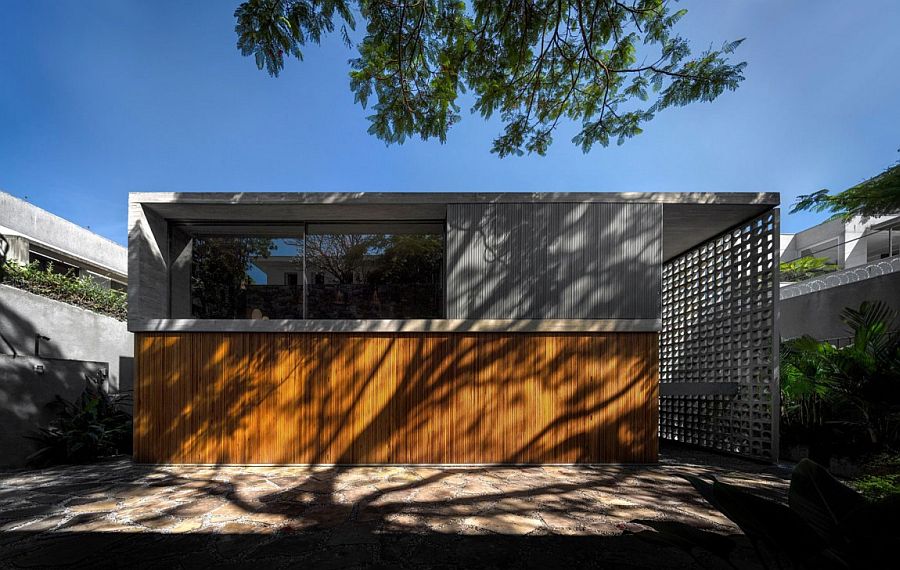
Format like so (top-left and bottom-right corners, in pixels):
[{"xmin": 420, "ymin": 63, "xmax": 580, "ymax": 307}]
[{"xmin": 659, "ymin": 210, "xmax": 780, "ymax": 460}]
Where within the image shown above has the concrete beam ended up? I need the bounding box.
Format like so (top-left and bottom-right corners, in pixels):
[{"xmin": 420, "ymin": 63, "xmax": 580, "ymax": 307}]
[{"xmin": 128, "ymin": 318, "xmax": 661, "ymax": 334}]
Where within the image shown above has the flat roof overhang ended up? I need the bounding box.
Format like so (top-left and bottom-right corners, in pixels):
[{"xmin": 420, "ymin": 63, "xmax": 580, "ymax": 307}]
[{"xmin": 131, "ymin": 191, "xmax": 779, "ymax": 262}]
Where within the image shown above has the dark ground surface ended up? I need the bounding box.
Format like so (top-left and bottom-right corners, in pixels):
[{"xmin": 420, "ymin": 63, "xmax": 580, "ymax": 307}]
[{"xmin": 0, "ymin": 443, "xmax": 792, "ymax": 569}]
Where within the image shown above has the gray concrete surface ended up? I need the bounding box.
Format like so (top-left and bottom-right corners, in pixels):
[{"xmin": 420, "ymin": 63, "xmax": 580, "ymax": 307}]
[
  {"xmin": 0, "ymin": 192, "xmax": 126, "ymax": 279},
  {"xmin": 127, "ymin": 317, "xmax": 661, "ymax": 333},
  {"xmin": 0, "ymin": 355, "xmax": 108, "ymax": 467},
  {"xmin": 447, "ymin": 202, "xmax": 661, "ymax": 320},
  {"xmin": 780, "ymin": 270, "xmax": 900, "ymax": 340},
  {"xmin": 0, "ymin": 285, "xmax": 133, "ymax": 467},
  {"xmin": 0, "ymin": 285, "xmax": 133, "ymax": 391}
]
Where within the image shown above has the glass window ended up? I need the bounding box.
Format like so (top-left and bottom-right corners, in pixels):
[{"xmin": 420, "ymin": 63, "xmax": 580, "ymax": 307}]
[
  {"xmin": 305, "ymin": 227, "xmax": 444, "ymax": 319},
  {"xmin": 184, "ymin": 223, "xmax": 444, "ymax": 320},
  {"xmin": 190, "ymin": 236, "xmax": 303, "ymax": 319},
  {"xmin": 29, "ymin": 251, "xmax": 80, "ymax": 277}
]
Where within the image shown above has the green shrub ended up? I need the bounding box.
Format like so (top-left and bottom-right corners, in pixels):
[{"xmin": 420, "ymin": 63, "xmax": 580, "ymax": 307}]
[
  {"xmin": 780, "ymin": 256, "xmax": 839, "ymax": 281},
  {"xmin": 851, "ymin": 453, "xmax": 900, "ymax": 501},
  {"xmin": 26, "ymin": 375, "xmax": 132, "ymax": 466},
  {"xmin": 854, "ymin": 474, "xmax": 900, "ymax": 501},
  {"xmin": 0, "ymin": 261, "xmax": 126, "ymax": 320},
  {"xmin": 780, "ymin": 301, "xmax": 900, "ymax": 459}
]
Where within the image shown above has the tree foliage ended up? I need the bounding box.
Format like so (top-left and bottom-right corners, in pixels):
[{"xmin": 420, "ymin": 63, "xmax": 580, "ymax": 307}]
[
  {"xmin": 234, "ymin": 0, "xmax": 746, "ymax": 155},
  {"xmin": 300, "ymin": 233, "xmax": 443, "ymax": 284},
  {"xmin": 780, "ymin": 256, "xmax": 838, "ymax": 282},
  {"xmin": 781, "ymin": 301, "xmax": 900, "ymax": 456},
  {"xmin": 300, "ymin": 233, "xmax": 387, "ymax": 284},
  {"xmin": 26, "ymin": 374, "xmax": 133, "ymax": 467},
  {"xmin": 369, "ymin": 233, "xmax": 443, "ymax": 284},
  {"xmin": 792, "ymin": 161, "xmax": 900, "ymax": 221}
]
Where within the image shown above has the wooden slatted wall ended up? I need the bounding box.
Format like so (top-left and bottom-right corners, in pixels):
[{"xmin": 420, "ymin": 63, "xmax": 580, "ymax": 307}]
[{"xmin": 134, "ymin": 332, "xmax": 658, "ymax": 464}]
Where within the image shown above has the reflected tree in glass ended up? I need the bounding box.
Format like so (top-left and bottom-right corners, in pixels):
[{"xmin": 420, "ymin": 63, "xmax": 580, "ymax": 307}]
[{"xmin": 191, "ymin": 237, "xmax": 274, "ymax": 318}]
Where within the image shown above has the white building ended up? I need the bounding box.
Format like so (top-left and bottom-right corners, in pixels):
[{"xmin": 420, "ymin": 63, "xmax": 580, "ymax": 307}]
[
  {"xmin": 781, "ymin": 214, "xmax": 900, "ymax": 271},
  {"xmin": 0, "ymin": 192, "xmax": 127, "ymax": 289},
  {"xmin": 780, "ymin": 212, "xmax": 900, "ymax": 340}
]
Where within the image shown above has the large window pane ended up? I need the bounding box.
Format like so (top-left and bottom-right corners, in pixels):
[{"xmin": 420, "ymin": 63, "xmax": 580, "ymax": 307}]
[
  {"xmin": 191, "ymin": 236, "xmax": 303, "ymax": 319},
  {"xmin": 186, "ymin": 224, "xmax": 445, "ymax": 320},
  {"xmin": 305, "ymin": 229, "xmax": 443, "ymax": 319}
]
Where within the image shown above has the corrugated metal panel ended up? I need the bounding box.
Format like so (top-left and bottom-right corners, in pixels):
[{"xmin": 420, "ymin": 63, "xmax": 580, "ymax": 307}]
[{"xmin": 447, "ymin": 202, "xmax": 662, "ymax": 319}]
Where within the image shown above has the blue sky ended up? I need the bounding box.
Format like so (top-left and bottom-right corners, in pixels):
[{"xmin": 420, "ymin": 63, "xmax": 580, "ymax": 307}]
[{"xmin": 1, "ymin": 1, "xmax": 898, "ymax": 245}]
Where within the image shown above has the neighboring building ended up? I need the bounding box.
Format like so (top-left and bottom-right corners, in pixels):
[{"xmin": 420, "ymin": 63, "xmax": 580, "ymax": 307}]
[
  {"xmin": 780, "ymin": 213, "xmax": 900, "ymax": 340},
  {"xmin": 0, "ymin": 191, "xmax": 133, "ymax": 467},
  {"xmin": 781, "ymin": 214, "xmax": 900, "ymax": 271},
  {"xmin": 0, "ymin": 192, "xmax": 127, "ymax": 291},
  {"xmin": 128, "ymin": 192, "xmax": 780, "ymax": 465}
]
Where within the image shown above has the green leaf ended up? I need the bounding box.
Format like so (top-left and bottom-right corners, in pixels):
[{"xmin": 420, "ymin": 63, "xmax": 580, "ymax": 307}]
[{"xmin": 233, "ymin": 0, "xmax": 746, "ymax": 155}]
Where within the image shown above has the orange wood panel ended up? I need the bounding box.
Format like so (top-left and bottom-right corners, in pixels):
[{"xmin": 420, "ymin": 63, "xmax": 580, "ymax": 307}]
[{"xmin": 133, "ymin": 332, "xmax": 659, "ymax": 464}]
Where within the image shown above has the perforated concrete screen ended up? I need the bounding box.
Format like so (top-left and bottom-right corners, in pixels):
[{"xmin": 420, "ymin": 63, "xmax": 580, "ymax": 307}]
[{"xmin": 660, "ymin": 210, "xmax": 780, "ymax": 460}]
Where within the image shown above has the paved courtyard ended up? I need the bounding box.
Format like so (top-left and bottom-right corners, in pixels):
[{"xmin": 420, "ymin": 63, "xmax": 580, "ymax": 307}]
[{"xmin": 0, "ymin": 445, "xmax": 790, "ymax": 569}]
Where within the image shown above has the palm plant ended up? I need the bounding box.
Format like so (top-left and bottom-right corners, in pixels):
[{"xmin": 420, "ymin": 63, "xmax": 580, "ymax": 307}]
[{"xmin": 781, "ymin": 301, "xmax": 900, "ymax": 456}]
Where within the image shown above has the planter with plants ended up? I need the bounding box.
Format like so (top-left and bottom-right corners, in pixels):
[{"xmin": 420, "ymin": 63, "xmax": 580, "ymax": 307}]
[{"xmin": 0, "ymin": 260, "xmax": 127, "ymax": 321}]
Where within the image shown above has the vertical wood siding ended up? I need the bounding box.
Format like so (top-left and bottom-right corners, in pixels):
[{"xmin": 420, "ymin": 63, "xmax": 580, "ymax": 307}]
[
  {"xmin": 446, "ymin": 203, "xmax": 662, "ymax": 319},
  {"xmin": 134, "ymin": 332, "xmax": 659, "ymax": 464}
]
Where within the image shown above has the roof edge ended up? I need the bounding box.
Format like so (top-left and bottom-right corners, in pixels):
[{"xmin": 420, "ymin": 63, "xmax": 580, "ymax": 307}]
[{"xmin": 129, "ymin": 191, "xmax": 779, "ymax": 207}]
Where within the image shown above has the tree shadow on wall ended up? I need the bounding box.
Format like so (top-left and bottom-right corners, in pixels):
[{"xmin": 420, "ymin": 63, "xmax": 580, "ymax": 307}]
[{"xmin": 0, "ymin": 325, "xmax": 784, "ymax": 567}]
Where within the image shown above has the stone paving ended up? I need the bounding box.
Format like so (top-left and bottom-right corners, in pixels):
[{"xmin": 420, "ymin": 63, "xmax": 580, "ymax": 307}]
[{"xmin": 0, "ymin": 445, "xmax": 791, "ymax": 569}]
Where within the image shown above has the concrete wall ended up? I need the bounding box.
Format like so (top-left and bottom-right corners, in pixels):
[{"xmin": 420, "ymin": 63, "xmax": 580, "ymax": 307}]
[
  {"xmin": 446, "ymin": 202, "xmax": 662, "ymax": 319},
  {"xmin": 780, "ymin": 271, "xmax": 900, "ymax": 340},
  {"xmin": 132, "ymin": 200, "xmax": 664, "ymax": 323},
  {"xmin": 0, "ymin": 191, "xmax": 126, "ymax": 278},
  {"xmin": 0, "ymin": 355, "xmax": 108, "ymax": 467},
  {"xmin": 0, "ymin": 284, "xmax": 133, "ymax": 392},
  {"xmin": 127, "ymin": 201, "xmax": 170, "ymax": 325},
  {"xmin": 780, "ymin": 214, "xmax": 900, "ymax": 269}
]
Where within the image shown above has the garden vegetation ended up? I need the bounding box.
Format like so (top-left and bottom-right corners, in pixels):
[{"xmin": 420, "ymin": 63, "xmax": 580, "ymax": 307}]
[{"xmin": 0, "ymin": 261, "xmax": 127, "ymax": 321}]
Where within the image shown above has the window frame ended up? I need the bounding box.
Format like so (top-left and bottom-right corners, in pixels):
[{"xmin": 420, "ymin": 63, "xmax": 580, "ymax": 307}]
[{"xmin": 171, "ymin": 220, "xmax": 447, "ymax": 320}]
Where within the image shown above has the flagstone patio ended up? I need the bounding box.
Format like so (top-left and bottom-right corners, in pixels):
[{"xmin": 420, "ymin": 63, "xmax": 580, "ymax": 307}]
[{"xmin": 0, "ymin": 445, "xmax": 790, "ymax": 569}]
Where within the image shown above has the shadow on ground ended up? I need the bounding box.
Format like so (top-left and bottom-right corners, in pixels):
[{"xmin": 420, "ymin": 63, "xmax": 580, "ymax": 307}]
[
  {"xmin": 1, "ymin": 529, "xmax": 761, "ymax": 569},
  {"xmin": 0, "ymin": 443, "xmax": 790, "ymax": 568}
]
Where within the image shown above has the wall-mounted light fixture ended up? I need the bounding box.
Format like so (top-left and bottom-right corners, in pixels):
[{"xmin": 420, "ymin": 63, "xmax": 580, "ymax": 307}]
[{"xmin": 34, "ymin": 334, "xmax": 51, "ymax": 357}]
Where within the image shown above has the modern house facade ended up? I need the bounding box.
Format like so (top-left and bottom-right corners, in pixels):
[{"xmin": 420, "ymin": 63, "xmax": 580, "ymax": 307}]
[{"xmin": 128, "ymin": 192, "xmax": 780, "ymax": 465}]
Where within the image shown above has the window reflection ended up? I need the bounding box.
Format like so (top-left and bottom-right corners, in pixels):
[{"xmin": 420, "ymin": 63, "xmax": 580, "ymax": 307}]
[
  {"xmin": 305, "ymin": 232, "xmax": 443, "ymax": 319},
  {"xmin": 187, "ymin": 225, "xmax": 444, "ymax": 319}
]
